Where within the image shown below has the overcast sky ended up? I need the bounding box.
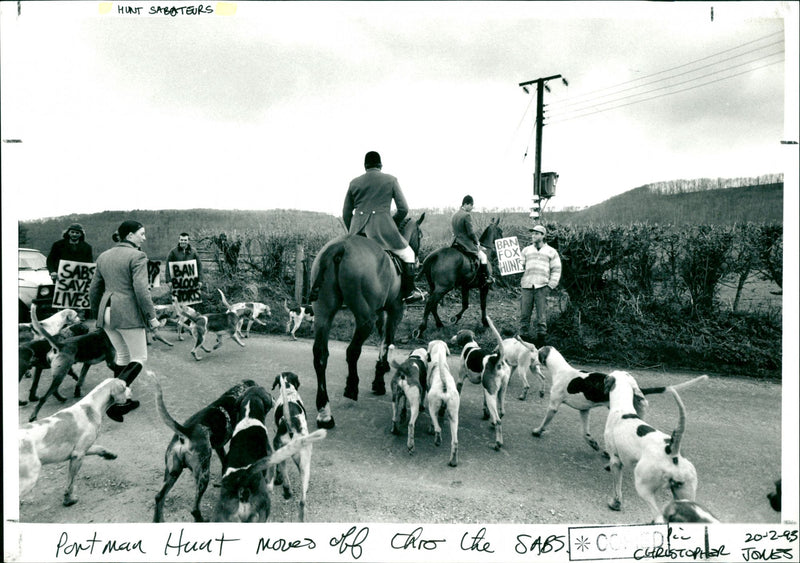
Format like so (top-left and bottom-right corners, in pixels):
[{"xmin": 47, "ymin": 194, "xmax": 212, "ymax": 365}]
[{"xmin": 1, "ymin": 2, "xmax": 797, "ymax": 222}]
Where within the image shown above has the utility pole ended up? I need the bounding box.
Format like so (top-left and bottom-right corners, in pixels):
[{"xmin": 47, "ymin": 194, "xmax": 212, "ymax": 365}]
[{"xmin": 519, "ymin": 74, "xmax": 567, "ymax": 220}]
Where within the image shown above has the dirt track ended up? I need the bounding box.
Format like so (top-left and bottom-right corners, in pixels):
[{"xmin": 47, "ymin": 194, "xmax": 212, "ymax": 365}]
[{"xmin": 17, "ymin": 331, "xmax": 782, "ymax": 525}]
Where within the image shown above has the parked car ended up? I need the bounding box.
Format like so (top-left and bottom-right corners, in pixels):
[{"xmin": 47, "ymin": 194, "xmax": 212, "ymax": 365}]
[{"xmin": 18, "ymin": 248, "xmax": 56, "ymax": 323}]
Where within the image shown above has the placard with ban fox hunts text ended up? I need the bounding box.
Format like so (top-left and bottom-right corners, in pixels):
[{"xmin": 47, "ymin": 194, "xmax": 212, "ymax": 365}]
[
  {"xmin": 169, "ymin": 259, "xmax": 201, "ymax": 305},
  {"xmin": 53, "ymin": 260, "xmax": 96, "ymax": 309},
  {"xmin": 494, "ymin": 237, "xmax": 524, "ymax": 276}
]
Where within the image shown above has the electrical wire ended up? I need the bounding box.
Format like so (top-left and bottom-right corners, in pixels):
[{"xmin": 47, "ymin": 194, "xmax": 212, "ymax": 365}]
[
  {"xmin": 545, "ymin": 57, "xmax": 784, "ymax": 125},
  {"xmin": 547, "ymin": 40, "xmax": 784, "ymax": 114},
  {"xmin": 546, "ymin": 30, "xmax": 783, "ymax": 110}
]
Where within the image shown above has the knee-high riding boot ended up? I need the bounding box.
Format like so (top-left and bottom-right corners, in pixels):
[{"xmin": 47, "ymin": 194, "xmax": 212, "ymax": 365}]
[
  {"xmin": 106, "ymin": 362, "xmax": 142, "ymax": 422},
  {"xmin": 401, "ymin": 263, "xmax": 426, "ymax": 303}
]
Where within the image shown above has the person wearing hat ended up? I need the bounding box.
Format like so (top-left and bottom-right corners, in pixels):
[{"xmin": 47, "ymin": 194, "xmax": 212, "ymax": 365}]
[
  {"xmin": 89, "ymin": 220, "xmax": 162, "ymax": 423},
  {"xmin": 342, "ymin": 151, "xmax": 425, "ymax": 303},
  {"xmin": 451, "ymin": 194, "xmax": 493, "ymax": 287},
  {"xmin": 519, "ymin": 224, "xmax": 561, "ymax": 346},
  {"xmin": 46, "ymin": 223, "xmax": 94, "ymax": 281}
]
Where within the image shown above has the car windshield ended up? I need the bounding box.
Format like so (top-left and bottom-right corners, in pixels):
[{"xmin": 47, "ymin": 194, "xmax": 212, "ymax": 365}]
[{"xmin": 19, "ymin": 250, "xmax": 47, "ymax": 270}]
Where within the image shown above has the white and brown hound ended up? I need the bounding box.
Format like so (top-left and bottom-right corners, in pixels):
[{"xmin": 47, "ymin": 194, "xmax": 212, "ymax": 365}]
[
  {"xmin": 604, "ymin": 371, "xmax": 707, "ymax": 522},
  {"xmin": 284, "ymin": 299, "xmax": 314, "ymax": 340},
  {"xmin": 426, "ymin": 340, "xmax": 460, "ymax": 467},
  {"xmin": 19, "ymin": 378, "xmax": 130, "ymax": 506},
  {"xmin": 389, "ymin": 347, "xmax": 428, "ymax": 455},
  {"xmin": 451, "ymin": 316, "xmax": 511, "ymax": 450}
]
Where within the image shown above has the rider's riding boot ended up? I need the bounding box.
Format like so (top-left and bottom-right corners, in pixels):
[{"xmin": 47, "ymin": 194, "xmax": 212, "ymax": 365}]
[
  {"xmin": 478, "ymin": 263, "xmax": 494, "ymax": 288},
  {"xmin": 106, "ymin": 362, "xmax": 142, "ymax": 423},
  {"xmin": 401, "ymin": 263, "xmax": 426, "ymax": 304}
]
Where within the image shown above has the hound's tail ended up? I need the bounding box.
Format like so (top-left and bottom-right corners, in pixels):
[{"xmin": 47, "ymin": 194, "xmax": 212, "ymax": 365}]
[
  {"xmin": 485, "ymin": 315, "xmax": 504, "ymax": 359},
  {"xmin": 30, "ymin": 304, "xmax": 63, "ymax": 352},
  {"xmin": 250, "ymin": 430, "xmax": 328, "ymax": 472},
  {"xmin": 641, "ymin": 374, "xmax": 709, "ymax": 396},
  {"xmin": 217, "ymin": 288, "xmax": 233, "ymax": 310},
  {"xmin": 148, "ymin": 371, "xmax": 194, "ymax": 439},
  {"xmin": 279, "ymin": 373, "xmax": 292, "ymax": 437}
]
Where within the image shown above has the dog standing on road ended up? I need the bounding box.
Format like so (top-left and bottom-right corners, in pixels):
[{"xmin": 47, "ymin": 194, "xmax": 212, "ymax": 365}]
[
  {"xmin": 176, "ymin": 300, "xmax": 245, "ymax": 361},
  {"xmin": 213, "ymin": 384, "xmax": 274, "ymax": 522},
  {"xmin": 506, "ymin": 335, "xmax": 546, "ymax": 400},
  {"xmin": 19, "ymin": 378, "xmax": 130, "ymax": 506},
  {"xmin": 152, "ymin": 375, "xmax": 257, "ymax": 522},
  {"xmin": 19, "ymin": 322, "xmax": 89, "ymax": 406},
  {"xmin": 531, "ymin": 345, "xmax": 635, "ymax": 452},
  {"xmin": 284, "ymin": 299, "xmax": 314, "ymax": 340},
  {"xmin": 271, "ymin": 372, "xmax": 326, "ymax": 522},
  {"xmin": 218, "ymin": 289, "xmax": 272, "ymax": 338},
  {"xmin": 604, "ymin": 371, "xmax": 707, "ymax": 522},
  {"xmin": 425, "ymin": 340, "xmax": 460, "ymax": 467},
  {"xmin": 389, "ymin": 347, "xmax": 428, "ymax": 455},
  {"xmin": 28, "ymin": 305, "xmax": 116, "ymax": 422},
  {"xmin": 451, "ymin": 316, "xmax": 511, "ymax": 450}
]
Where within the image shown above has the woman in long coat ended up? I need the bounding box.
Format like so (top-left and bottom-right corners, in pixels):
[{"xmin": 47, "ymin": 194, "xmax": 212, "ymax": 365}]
[{"xmin": 89, "ymin": 220, "xmax": 161, "ymax": 422}]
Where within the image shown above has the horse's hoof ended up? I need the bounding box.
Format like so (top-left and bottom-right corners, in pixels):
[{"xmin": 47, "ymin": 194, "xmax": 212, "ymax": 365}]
[
  {"xmin": 343, "ymin": 387, "xmax": 359, "ymax": 401},
  {"xmin": 539, "ymin": 390, "xmax": 545, "ymax": 398},
  {"xmin": 608, "ymin": 499, "xmax": 621, "ymax": 511},
  {"xmin": 391, "ymin": 425, "xmax": 401, "ymax": 436},
  {"xmin": 317, "ymin": 417, "xmax": 335, "ymax": 429},
  {"xmin": 494, "ymin": 442, "xmax": 502, "ymax": 451},
  {"xmin": 19, "ymin": 400, "xmax": 28, "ymax": 406},
  {"xmin": 63, "ymin": 497, "xmax": 78, "ymax": 507},
  {"xmin": 532, "ymin": 429, "xmax": 543, "ymax": 437},
  {"xmin": 371, "ymin": 383, "xmax": 386, "ymax": 396}
]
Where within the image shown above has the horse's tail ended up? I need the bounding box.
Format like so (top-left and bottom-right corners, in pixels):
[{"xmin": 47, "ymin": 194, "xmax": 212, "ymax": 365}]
[
  {"xmin": 308, "ymin": 238, "xmax": 346, "ymax": 303},
  {"xmin": 421, "ymin": 251, "xmax": 437, "ymax": 292}
]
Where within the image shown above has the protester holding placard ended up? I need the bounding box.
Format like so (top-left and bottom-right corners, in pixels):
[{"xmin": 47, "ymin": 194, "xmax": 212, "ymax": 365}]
[
  {"xmin": 165, "ymin": 232, "xmax": 203, "ymax": 289},
  {"xmin": 89, "ymin": 220, "xmax": 161, "ymax": 423},
  {"xmin": 46, "ymin": 223, "xmax": 94, "ymax": 281},
  {"xmin": 451, "ymin": 195, "xmax": 492, "ymax": 287},
  {"xmin": 519, "ymin": 225, "xmax": 561, "ymax": 347}
]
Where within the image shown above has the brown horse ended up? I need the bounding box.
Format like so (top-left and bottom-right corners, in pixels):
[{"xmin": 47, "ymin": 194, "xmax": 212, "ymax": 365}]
[
  {"xmin": 413, "ymin": 218, "xmax": 503, "ymax": 338},
  {"xmin": 308, "ymin": 214, "xmax": 425, "ymax": 429}
]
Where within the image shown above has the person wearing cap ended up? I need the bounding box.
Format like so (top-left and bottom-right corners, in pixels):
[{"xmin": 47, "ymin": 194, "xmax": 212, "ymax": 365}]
[
  {"xmin": 342, "ymin": 151, "xmax": 425, "ymax": 303},
  {"xmin": 89, "ymin": 220, "xmax": 162, "ymax": 423},
  {"xmin": 451, "ymin": 195, "xmax": 492, "ymax": 287},
  {"xmin": 46, "ymin": 223, "xmax": 94, "ymax": 281},
  {"xmin": 166, "ymin": 232, "xmax": 203, "ymax": 287},
  {"xmin": 519, "ymin": 224, "xmax": 561, "ymax": 346}
]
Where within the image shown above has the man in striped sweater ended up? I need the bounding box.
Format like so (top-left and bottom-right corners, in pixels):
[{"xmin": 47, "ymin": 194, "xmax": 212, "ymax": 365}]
[{"xmin": 519, "ymin": 225, "xmax": 561, "ymax": 346}]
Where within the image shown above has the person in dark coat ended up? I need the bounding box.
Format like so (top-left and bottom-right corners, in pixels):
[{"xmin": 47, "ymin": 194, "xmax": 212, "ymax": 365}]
[
  {"xmin": 89, "ymin": 220, "xmax": 161, "ymax": 422},
  {"xmin": 342, "ymin": 151, "xmax": 425, "ymax": 303},
  {"xmin": 165, "ymin": 232, "xmax": 203, "ymax": 287},
  {"xmin": 451, "ymin": 195, "xmax": 492, "ymax": 287},
  {"xmin": 46, "ymin": 223, "xmax": 94, "ymax": 281}
]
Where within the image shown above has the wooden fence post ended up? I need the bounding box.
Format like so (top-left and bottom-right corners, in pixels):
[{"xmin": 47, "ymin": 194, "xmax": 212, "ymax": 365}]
[{"xmin": 295, "ymin": 243, "xmax": 304, "ymax": 303}]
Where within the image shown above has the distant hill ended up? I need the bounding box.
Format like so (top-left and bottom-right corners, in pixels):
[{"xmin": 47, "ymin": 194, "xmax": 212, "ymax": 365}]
[
  {"xmin": 18, "ymin": 178, "xmax": 783, "ymax": 259},
  {"xmin": 566, "ymin": 182, "xmax": 783, "ymax": 225},
  {"xmin": 18, "ymin": 208, "xmax": 342, "ymax": 260}
]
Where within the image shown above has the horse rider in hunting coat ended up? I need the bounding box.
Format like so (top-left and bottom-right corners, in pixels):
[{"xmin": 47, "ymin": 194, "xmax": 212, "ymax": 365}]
[{"xmin": 342, "ymin": 151, "xmax": 425, "ymax": 303}]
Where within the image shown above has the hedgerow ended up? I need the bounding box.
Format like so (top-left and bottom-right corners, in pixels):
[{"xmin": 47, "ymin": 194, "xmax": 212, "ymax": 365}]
[{"xmin": 182, "ymin": 217, "xmax": 782, "ymax": 379}]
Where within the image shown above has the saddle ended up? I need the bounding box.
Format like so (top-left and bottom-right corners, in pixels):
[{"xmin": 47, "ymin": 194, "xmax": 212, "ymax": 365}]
[
  {"xmin": 451, "ymin": 242, "xmax": 480, "ymax": 280},
  {"xmin": 354, "ymin": 232, "xmax": 404, "ymax": 275}
]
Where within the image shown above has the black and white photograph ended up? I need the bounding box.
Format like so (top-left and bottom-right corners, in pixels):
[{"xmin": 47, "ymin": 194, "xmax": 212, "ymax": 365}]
[{"xmin": 3, "ymin": 1, "xmax": 798, "ymax": 561}]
